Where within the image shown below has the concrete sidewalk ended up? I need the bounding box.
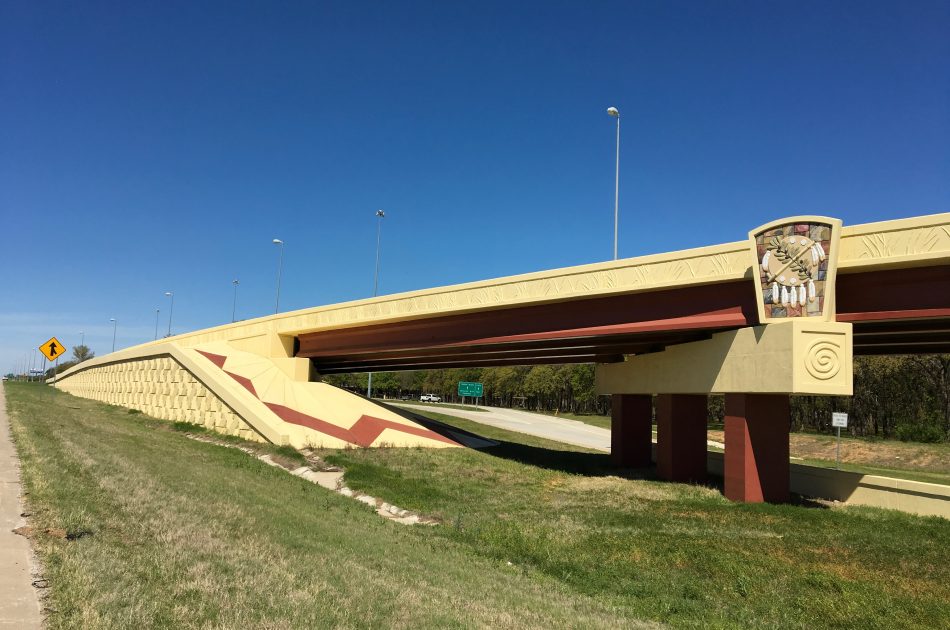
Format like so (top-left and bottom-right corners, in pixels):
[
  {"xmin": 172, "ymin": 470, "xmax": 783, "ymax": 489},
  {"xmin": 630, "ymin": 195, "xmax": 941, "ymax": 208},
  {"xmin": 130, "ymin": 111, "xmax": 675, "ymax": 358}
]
[{"xmin": 0, "ymin": 385, "xmax": 43, "ymax": 628}]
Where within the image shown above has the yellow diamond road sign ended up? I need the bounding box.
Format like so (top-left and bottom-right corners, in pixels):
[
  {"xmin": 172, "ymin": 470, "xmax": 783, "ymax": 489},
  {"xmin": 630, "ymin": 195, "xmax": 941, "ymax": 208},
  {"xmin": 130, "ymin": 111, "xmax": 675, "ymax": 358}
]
[{"xmin": 39, "ymin": 337, "xmax": 66, "ymax": 362}]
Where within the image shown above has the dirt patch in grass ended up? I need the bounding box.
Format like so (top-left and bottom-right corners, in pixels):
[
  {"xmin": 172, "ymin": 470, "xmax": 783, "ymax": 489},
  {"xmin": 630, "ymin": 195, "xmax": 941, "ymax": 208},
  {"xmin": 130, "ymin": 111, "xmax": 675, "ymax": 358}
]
[{"xmin": 563, "ymin": 475, "xmax": 678, "ymax": 501}]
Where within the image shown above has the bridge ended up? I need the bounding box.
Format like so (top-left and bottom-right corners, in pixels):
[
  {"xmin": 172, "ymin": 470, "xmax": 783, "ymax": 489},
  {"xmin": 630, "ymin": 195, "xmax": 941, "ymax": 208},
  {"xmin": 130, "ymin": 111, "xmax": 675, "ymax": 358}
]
[{"xmin": 54, "ymin": 212, "xmax": 949, "ymax": 503}]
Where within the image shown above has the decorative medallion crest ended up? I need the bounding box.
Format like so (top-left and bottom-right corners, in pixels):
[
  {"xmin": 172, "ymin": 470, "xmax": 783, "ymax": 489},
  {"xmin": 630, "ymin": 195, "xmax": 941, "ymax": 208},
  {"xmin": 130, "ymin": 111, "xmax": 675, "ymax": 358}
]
[{"xmin": 749, "ymin": 216, "xmax": 842, "ymax": 322}]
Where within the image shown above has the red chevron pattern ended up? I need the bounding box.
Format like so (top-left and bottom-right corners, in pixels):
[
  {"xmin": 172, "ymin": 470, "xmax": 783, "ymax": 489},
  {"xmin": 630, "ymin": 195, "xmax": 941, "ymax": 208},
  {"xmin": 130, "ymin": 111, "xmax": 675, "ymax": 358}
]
[{"xmin": 195, "ymin": 349, "xmax": 458, "ymax": 447}]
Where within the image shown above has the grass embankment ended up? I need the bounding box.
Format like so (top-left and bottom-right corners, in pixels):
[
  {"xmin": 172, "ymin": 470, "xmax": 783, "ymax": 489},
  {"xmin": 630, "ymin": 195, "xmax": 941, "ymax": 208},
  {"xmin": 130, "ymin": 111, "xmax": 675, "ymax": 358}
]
[
  {"xmin": 5, "ymin": 383, "xmax": 648, "ymax": 629},
  {"xmin": 319, "ymin": 409, "xmax": 950, "ymax": 629},
  {"xmin": 7, "ymin": 383, "xmax": 950, "ymax": 629},
  {"xmin": 540, "ymin": 410, "xmax": 612, "ymax": 429}
]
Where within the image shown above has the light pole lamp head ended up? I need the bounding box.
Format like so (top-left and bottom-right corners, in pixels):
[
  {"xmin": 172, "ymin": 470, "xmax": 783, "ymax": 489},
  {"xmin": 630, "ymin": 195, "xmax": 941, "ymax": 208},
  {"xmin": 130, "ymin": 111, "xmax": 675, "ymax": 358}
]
[
  {"xmin": 165, "ymin": 291, "xmax": 173, "ymax": 297},
  {"xmin": 110, "ymin": 318, "xmax": 116, "ymax": 323},
  {"xmin": 272, "ymin": 238, "xmax": 283, "ymax": 245},
  {"xmin": 607, "ymin": 106, "xmax": 620, "ymax": 118},
  {"xmin": 376, "ymin": 209, "xmax": 385, "ymax": 218},
  {"xmin": 233, "ymin": 279, "xmax": 239, "ymax": 286}
]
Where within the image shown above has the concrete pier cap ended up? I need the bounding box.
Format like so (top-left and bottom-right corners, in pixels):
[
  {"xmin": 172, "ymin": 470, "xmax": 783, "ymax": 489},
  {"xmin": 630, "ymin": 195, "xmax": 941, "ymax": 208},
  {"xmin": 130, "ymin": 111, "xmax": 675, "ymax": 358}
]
[{"xmin": 597, "ymin": 215, "xmax": 855, "ymax": 503}]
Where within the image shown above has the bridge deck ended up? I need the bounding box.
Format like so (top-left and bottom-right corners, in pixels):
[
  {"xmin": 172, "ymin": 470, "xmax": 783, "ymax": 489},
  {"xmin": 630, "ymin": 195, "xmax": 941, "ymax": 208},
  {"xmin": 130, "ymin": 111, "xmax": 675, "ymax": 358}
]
[{"xmin": 133, "ymin": 213, "xmax": 949, "ymax": 372}]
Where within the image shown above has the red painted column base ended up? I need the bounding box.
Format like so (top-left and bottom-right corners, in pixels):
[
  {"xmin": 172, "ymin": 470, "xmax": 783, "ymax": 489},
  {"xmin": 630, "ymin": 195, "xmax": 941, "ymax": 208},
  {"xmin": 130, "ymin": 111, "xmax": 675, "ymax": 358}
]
[
  {"xmin": 610, "ymin": 394, "xmax": 652, "ymax": 467},
  {"xmin": 655, "ymin": 394, "xmax": 708, "ymax": 483},
  {"xmin": 724, "ymin": 394, "xmax": 790, "ymax": 503}
]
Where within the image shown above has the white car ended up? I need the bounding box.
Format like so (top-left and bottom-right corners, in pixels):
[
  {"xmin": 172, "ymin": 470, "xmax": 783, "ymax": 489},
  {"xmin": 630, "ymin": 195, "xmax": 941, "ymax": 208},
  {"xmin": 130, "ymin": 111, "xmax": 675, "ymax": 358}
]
[{"xmin": 419, "ymin": 394, "xmax": 442, "ymax": 403}]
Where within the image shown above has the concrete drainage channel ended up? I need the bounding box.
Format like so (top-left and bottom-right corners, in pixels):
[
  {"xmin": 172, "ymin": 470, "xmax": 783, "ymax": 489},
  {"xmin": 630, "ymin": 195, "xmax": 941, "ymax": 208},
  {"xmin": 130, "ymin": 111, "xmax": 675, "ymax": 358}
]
[{"xmin": 186, "ymin": 435, "xmax": 438, "ymax": 526}]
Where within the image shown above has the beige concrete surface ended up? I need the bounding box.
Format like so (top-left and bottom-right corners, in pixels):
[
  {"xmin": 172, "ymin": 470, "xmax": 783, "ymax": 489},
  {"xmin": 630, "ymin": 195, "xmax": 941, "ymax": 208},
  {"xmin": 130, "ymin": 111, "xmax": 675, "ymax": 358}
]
[
  {"xmin": 706, "ymin": 451, "xmax": 950, "ymax": 518},
  {"xmin": 0, "ymin": 385, "xmax": 43, "ymax": 629},
  {"xmin": 596, "ymin": 320, "xmax": 854, "ymax": 396},
  {"xmin": 55, "ymin": 342, "xmax": 459, "ymax": 449}
]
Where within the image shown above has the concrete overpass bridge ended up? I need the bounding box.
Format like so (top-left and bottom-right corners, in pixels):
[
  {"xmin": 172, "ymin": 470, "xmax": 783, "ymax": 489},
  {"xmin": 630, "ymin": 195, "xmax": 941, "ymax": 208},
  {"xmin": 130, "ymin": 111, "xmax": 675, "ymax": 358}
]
[{"xmin": 54, "ymin": 212, "xmax": 949, "ymax": 503}]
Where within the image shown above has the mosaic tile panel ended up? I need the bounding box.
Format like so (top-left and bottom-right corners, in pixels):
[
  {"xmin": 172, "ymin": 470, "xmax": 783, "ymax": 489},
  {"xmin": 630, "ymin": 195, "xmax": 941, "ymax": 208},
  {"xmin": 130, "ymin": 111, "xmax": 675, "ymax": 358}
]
[{"xmin": 754, "ymin": 222, "xmax": 832, "ymax": 320}]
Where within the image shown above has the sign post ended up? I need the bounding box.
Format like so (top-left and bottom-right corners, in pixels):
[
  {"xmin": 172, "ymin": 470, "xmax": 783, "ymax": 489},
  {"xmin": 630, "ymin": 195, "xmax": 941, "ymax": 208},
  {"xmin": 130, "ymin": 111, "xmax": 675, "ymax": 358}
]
[
  {"xmin": 38, "ymin": 336, "xmax": 66, "ymax": 386},
  {"xmin": 457, "ymin": 381, "xmax": 484, "ymax": 407},
  {"xmin": 832, "ymin": 412, "xmax": 848, "ymax": 469}
]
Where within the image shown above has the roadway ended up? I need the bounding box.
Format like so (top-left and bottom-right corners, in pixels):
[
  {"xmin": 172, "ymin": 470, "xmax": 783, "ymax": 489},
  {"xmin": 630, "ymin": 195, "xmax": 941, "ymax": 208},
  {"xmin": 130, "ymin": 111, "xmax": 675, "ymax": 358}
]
[
  {"xmin": 395, "ymin": 402, "xmax": 728, "ymax": 452},
  {"xmin": 395, "ymin": 403, "xmax": 612, "ymax": 451}
]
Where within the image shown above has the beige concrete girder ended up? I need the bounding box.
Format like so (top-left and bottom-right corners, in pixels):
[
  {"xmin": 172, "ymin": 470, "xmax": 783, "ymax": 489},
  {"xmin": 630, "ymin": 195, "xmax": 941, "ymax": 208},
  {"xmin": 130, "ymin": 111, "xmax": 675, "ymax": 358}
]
[{"xmin": 595, "ymin": 320, "xmax": 853, "ymax": 396}]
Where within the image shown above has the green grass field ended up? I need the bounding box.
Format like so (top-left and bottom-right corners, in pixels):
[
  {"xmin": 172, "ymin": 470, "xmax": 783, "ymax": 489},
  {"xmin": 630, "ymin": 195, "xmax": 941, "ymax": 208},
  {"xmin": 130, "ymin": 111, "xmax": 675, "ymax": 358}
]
[{"xmin": 6, "ymin": 382, "xmax": 950, "ymax": 629}]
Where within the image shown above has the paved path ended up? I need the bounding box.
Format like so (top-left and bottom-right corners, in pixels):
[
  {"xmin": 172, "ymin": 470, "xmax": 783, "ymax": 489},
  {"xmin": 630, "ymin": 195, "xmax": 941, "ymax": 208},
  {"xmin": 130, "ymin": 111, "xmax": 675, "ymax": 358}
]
[
  {"xmin": 396, "ymin": 403, "xmax": 612, "ymax": 451},
  {"xmin": 0, "ymin": 385, "xmax": 43, "ymax": 628},
  {"xmin": 395, "ymin": 403, "xmax": 727, "ymax": 452}
]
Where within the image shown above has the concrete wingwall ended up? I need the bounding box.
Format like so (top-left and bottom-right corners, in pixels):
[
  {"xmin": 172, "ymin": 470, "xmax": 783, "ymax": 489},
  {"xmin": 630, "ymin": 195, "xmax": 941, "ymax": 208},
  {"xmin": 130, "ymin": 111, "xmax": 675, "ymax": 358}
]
[
  {"xmin": 53, "ymin": 342, "xmax": 461, "ymax": 450},
  {"xmin": 704, "ymin": 452, "xmax": 950, "ymax": 518},
  {"xmin": 56, "ymin": 355, "xmax": 266, "ymax": 443}
]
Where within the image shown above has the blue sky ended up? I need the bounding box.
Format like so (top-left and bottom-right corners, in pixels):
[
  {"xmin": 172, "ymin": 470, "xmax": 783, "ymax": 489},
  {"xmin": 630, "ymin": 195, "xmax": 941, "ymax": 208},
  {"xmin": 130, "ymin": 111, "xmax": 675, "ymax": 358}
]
[{"xmin": 2, "ymin": 0, "xmax": 948, "ymax": 373}]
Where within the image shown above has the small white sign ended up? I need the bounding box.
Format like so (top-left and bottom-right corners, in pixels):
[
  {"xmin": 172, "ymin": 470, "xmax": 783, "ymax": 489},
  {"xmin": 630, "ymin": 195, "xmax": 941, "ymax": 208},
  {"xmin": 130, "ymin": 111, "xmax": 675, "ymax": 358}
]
[{"xmin": 832, "ymin": 412, "xmax": 848, "ymax": 428}]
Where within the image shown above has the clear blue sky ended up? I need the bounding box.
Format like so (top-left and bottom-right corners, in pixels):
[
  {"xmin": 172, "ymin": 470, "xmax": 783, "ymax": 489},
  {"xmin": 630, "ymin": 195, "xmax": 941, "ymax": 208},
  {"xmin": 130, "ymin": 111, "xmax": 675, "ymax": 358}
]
[{"xmin": 2, "ymin": 0, "xmax": 948, "ymax": 372}]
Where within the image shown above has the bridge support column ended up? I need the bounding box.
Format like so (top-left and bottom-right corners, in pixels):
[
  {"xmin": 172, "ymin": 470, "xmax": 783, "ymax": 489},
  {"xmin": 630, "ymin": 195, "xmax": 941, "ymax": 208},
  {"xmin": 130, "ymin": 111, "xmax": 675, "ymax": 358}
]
[
  {"xmin": 610, "ymin": 394, "xmax": 652, "ymax": 467},
  {"xmin": 655, "ymin": 394, "xmax": 708, "ymax": 483},
  {"xmin": 724, "ymin": 394, "xmax": 790, "ymax": 503}
]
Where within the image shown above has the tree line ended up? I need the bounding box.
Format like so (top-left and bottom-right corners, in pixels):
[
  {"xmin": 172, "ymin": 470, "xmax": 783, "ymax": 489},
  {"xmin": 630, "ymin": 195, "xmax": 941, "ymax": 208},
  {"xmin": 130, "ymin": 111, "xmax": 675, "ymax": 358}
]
[{"xmin": 324, "ymin": 355, "xmax": 950, "ymax": 443}]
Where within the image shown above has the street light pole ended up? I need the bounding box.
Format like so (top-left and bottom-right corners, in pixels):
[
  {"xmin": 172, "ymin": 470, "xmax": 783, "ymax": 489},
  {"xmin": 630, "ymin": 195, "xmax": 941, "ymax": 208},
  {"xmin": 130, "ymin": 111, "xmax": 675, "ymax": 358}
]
[
  {"xmin": 154, "ymin": 309, "xmax": 160, "ymax": 340},
  {"xmin": 110, "ymin": 318, "xmax": 117, "ymax": 353},
  {"xmin": 232, "ymin": 279, "xmax": 240, "ymax": 322},
  {"xmin": 79, "ymin": 331, "xmax": 84, "ymax": 347},
  {"xmin": 165, "ymin": 291, "xmax": 174, "ymax": 337},
  {"xmin": 272, "ymin": 239, "xmax": 284, "ymax": 314},
  {"xmin": 373, "ymin": 209, "xmax": 385, "ymax": 296},
  {"xmin": 367, "ymin": 210, "xmax": 386, "ymax": 399},
  {"xmin": 607, "ymin": 106, "xmax": 620, "ymax": 260}
]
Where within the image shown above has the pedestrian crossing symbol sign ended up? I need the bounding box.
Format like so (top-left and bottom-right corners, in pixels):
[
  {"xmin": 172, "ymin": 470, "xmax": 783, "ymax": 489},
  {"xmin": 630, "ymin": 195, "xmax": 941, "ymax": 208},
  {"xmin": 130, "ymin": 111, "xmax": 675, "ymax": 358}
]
[{"xmin": 39, "ymin": 337, "xmax": 66, "ymax": 361}]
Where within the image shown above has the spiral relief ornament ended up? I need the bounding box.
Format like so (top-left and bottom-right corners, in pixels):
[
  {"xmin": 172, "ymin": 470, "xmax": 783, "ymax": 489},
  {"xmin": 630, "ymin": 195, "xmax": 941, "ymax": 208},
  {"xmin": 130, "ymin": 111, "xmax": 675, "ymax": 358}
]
[{"xmin": 804, "ymin": 340, "xmax": 841, "ymax": 380}]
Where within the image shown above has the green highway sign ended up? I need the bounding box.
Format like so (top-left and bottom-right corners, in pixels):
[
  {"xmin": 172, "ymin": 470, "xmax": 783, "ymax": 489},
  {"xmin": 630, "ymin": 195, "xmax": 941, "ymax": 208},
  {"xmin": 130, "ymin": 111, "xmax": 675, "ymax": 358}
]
[{"xmin": 458, "ymin": 381, "xmax": 483, "ymax": 397}]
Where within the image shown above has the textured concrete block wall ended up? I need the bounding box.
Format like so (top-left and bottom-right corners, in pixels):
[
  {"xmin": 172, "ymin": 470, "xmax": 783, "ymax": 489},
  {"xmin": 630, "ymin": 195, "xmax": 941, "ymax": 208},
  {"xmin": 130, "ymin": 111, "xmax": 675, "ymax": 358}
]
[{"xmin": 56, "ymin": 356, "xmax": 264, "ymax": 442}]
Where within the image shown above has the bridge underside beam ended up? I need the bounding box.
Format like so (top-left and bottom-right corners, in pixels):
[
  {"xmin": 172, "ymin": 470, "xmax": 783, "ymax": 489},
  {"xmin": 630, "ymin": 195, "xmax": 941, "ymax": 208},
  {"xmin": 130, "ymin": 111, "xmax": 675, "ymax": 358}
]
[
  {"xmin": 300, "ymin": 265, "xmax": 948, "ymax": 373},
  {"xmin": 838, "ymin": 264, "xmax": 950, "ymax": 355},
  {"xmin": 311, "ymin": 332, "xmax": 725, "ymax": 373},
  {"xmin": 849, "ymin": 318, "xmax": 950, "ymax": 355},
  {"xmin": 300, "ymin": 281, "xmax": 756, "ymax": 372}
]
